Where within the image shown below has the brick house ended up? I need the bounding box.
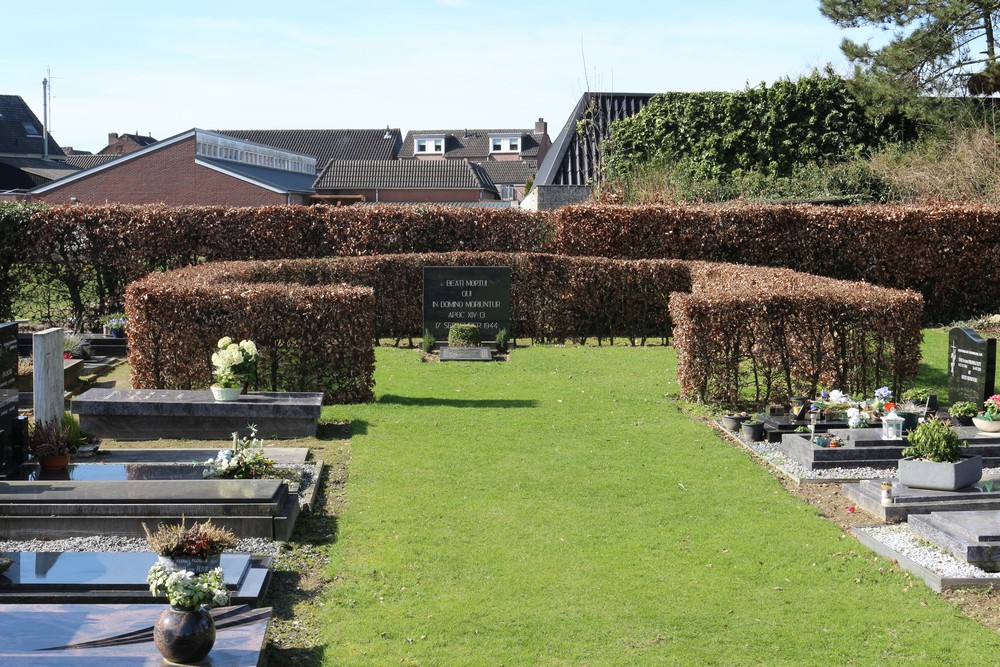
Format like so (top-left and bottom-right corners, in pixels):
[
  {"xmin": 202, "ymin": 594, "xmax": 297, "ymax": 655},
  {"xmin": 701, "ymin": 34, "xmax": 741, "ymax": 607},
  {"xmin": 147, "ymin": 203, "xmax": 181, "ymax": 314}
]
[
  {"xmin": 98, "ymin": 132, "xmax": 158, "ymax": 156},
  {"xmin": 31, "ymin": 128, "xmax": 317, "ymax": 206},
  {"xmin": 398, "ymin": 119, "xmax": 550, "ymax": 202},
  {"xmin": 311, "ymin": 158, "xmax": 499, "ymax": 205},
  {"xmin": 0, "ymin": 94, "xmax": 77, "ymax": 193}
]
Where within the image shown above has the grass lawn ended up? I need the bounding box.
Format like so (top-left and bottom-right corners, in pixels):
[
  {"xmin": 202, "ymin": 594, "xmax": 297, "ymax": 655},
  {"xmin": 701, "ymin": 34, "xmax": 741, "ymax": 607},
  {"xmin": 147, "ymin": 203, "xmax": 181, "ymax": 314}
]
[{"xmin": 321, "ymin": 344, "xmax": 1000, "ymax": 665}]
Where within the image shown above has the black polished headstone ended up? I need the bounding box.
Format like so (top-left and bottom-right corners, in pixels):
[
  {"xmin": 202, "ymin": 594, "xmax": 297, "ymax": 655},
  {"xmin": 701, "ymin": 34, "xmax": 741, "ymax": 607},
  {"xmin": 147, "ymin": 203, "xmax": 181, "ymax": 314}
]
[
  {"xmin": 0, "ymin": 321, "xmax": 21, "ymax": 476},
  {"xmin": 948, "ymin": 327, "xmax": 997, "ymax": 406},
  {"xmin": 423, "ymin": 266, "xmax": 511, "ymax": 343}
]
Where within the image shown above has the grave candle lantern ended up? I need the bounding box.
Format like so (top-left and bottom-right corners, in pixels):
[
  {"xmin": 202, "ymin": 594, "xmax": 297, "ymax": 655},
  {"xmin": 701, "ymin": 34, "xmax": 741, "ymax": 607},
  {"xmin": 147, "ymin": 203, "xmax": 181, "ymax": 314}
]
[
  {"xmin": 882, "ymin": 410, "xmax": 904, "ymax": 440},
  {"xmin": 789, "ymin": 396, "xmax": 809, "ymax": 421}
]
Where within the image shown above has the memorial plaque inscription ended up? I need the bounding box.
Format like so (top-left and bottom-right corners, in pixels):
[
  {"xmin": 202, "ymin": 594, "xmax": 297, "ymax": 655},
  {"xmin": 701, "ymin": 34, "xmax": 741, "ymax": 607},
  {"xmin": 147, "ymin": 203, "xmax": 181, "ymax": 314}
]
[
  {"xmin": 948, "ymin": 327, "xmax": 997, "ymax": 405},
  {"xmin": 423, "ymin": 266, "xmax": 511, "ymax": 343}
]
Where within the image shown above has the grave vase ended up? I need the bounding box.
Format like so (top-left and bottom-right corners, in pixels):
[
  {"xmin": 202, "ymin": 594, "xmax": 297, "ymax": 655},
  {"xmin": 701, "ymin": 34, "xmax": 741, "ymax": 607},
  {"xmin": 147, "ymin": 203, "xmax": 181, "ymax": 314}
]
[
  {"xmin": 211, "ymin": 385, "xmax": 241, "ymax": 402},
  {"xmin": 153, "ymin": 605, "xmax": 216, "ymax": 664}
]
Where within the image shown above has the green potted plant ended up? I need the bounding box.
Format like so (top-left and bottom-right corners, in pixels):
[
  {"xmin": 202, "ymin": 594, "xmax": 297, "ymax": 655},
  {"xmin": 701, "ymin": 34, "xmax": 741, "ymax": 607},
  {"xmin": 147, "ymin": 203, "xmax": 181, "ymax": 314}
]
[
  {"xmin": 973, "ymin": 394, "xmax": 1000, "ymax": 433},
  {"xmin": 949, "ymin": 401, "xmax": 979, "ymax": 426},
  {"xmin": 741, "ymin": 418, "xmax": 765, "ymax": 442},
  {"xmin": 899, "ymin": 417, "xmax": 982, "ymax": 491},
  {"xmin": 28, "ymin": 414, "xmax": 78, "ymax": 470}
]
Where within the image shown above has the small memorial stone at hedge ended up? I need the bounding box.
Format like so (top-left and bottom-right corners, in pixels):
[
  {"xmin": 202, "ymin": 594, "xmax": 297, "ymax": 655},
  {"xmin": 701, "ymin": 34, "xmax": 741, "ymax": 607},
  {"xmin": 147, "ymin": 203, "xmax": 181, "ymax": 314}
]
[{"xmin": 948, "ymin": 327, "xmax": 997, "ymax": 406}]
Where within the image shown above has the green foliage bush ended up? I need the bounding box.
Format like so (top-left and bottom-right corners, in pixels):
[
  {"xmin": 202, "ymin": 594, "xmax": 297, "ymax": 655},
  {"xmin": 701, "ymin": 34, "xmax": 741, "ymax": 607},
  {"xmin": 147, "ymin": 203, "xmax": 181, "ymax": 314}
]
[
  {"xmin": 606, "ymin": 71, "xmax": 913, "ymax": 182},
  {"xmin": 0, "ymin": 202, "xmax": 43, "ymax": 321},
  {"xmin": 902, "ymin": 418, "xmax": 965, "ymax": 463},
  {"xmin": 448, "ymin": 324, "xmax": 481, "ymax": 348}
]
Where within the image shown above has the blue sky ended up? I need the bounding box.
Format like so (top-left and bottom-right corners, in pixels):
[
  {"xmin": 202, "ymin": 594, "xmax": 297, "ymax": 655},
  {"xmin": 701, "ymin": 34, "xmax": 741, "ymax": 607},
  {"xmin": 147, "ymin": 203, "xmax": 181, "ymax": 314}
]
[{"xmin": 3, "ymin": 1, "xmax": 879, "ymax": 153}]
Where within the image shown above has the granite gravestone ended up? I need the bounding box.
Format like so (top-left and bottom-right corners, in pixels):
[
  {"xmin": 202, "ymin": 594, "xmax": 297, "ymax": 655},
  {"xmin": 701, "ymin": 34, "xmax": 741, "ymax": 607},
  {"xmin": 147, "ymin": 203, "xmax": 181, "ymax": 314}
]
[
  {"xmin": 423, "ymin": 266, "xmax": 511, "ymax": 343},
  {"xmin": 0, "ymin": 322, "xmax": 19, "ymax": 474},
  {"xmin": 948, "ymin": 327, "xmax": 997, "ymax": 406}
]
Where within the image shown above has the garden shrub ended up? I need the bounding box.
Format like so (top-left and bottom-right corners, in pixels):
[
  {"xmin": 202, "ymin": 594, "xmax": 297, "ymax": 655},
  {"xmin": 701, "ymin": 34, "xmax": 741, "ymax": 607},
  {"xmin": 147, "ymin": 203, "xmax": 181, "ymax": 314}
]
[{"xmin": 448, "ymin": 324, "xmax": 481, "ymax": 348}]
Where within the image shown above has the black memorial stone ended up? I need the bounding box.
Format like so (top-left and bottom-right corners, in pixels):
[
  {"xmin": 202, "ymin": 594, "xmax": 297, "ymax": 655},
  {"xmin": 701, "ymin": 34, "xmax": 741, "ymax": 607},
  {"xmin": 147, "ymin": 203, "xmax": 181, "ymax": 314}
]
[
  {"xmin": 0, "ymin": 321, "xmax": 22, "ymax": 476},
  {"xmin": 948, "ymin": 327, "xmax": 997, "ymax": 406},
  {"xmin": 423, "ymin": 266, "xmax": 511, "ymax": 343}
]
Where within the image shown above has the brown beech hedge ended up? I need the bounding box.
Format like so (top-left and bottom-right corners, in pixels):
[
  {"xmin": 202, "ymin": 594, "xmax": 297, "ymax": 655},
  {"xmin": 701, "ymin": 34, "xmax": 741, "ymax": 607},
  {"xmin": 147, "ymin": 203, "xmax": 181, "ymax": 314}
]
[
  {"xmin": 16, "ymin": 201, "xmax": 997, "ymax": 324},
  {"xmin": 552, "ymin": 202, "xmax": 999, "ymax": 323},
  {"xmin": 126, "ymin": 265, "xmax": 376, "ymax": 404},
  {"xmin": 125, "ymin": 253, "xmax": 921, "ymax": 404}
]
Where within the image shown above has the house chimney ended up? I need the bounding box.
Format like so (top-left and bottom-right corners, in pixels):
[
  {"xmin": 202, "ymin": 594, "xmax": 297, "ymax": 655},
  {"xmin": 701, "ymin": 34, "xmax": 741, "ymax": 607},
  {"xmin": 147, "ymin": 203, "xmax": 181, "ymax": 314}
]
[
  {"xmin": 108, "ymin": 132, "xmax": 119, "ymax": 145},
  {"xmin": 534, "ymin": 118, "xmax": 547, "ymax": 135}
]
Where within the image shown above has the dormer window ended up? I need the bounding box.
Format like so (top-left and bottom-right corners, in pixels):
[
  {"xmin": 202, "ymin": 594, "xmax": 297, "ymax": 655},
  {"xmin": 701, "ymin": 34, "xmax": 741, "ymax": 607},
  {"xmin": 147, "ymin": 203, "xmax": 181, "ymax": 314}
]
[
  {"xmin": 489, "ymin": 135, "xmax": 521, "ymax": 153},
  {"xmin": 415, "ymin": 137, "xmax": 444, "ymax": 154}
]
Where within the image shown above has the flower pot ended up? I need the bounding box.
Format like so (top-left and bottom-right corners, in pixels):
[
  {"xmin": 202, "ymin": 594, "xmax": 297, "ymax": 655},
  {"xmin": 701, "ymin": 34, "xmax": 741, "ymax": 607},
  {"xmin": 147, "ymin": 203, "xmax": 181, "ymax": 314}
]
[
  {"xmin": 973, "ymin": 417, "xmax": 1000, "ymax": 433},
  {"xmin": 39, "ymin": 454, "xmax": 70, "ymax": 471},
  {"xmin": 211, "ymin": 385, "xmax": 241, "ymax": 402},
  {"xmin": 896, "ymin": 411, "xmax": 919, "ymax": 431},
  {"xmin": 952, "ymin": 415, "xmax": 974, "ymax": 427},
  {"xmin": 154, "ymin": 605, "xmax": 216, "ymax": 664},
  {"xmin": 158, "ymin": 554, "xmax": 222, "ymax": 575},
  {"xmin": 741, "ymin": 421, "xmax": 765, "ymax": 442},
  {"xmin": 898, "ymin": 455, "xmax": 983, "ymax": 491},
  {"xmin": 720, "ymin": 414, "xmax": 748, "ymax": 431}
]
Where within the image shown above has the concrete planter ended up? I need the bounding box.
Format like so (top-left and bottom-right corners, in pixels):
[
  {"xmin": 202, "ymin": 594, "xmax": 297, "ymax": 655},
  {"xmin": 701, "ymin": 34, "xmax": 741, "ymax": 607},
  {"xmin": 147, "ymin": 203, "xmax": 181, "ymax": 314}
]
[
  {"xmin": 210, "ymin": 385, "xmax": 241, "ymax": 402},
  {"xmin": 898, "ymin": 455, "xmax": 983, "ymax": 491},
  {"xmin": 972, "ymin": 417, "xmax": 1000, "ymax": 433},
  {"xmin": 741, "ymin": 421, "xmax": 765, "ymax": 442}
]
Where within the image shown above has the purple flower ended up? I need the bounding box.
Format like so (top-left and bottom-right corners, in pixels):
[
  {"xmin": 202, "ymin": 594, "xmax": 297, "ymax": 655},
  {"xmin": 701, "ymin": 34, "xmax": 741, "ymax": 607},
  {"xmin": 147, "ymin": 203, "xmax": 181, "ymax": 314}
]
[
  {"xmin": 874, "ymin": 386, "xmax": 893, "ymax": 401},
  {"xmin": 821, "ymin": 390, "xmax": 830, "ymax": 399}
]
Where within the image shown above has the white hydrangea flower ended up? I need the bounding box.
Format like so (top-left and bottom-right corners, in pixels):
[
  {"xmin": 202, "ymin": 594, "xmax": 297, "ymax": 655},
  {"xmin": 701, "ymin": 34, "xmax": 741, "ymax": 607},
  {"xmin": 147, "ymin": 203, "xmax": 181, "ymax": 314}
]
[
  {"xmin": 829, "ymin": 390, "xmax": 848, "ymax": 404},
  {"xmin": 239, "ymin": 340, "xmax": 258, "ymax": 357},
  {"xmin": 217, "ymin": 336, "xmax": 232, "ymax": 349}
]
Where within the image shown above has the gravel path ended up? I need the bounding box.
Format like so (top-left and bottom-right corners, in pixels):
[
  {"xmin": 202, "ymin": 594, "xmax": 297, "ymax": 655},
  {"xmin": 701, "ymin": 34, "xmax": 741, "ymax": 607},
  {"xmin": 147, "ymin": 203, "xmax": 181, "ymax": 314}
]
[
  {"xmin": 0, "ymin": 535, "xmax": 281, "ymax": 556},
  {"xmin": 857, "ymin": 525, "xmax": 1000, "ymax": 581}
]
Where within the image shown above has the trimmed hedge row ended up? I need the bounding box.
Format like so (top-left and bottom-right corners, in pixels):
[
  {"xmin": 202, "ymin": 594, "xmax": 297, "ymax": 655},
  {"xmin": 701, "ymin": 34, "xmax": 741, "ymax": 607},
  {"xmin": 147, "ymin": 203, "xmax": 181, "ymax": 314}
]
[
  {"xmin": 125, "ymin": 253, "xmax": 921, "ymax": 404},
  {"xmin": 126, "ymin": 266, "xmax": 376, "ymax": 404},
  {"xmin": 186, "ymin": 253, "xmax": 692, "ymax": 345},
  {"xmin": 17, "ymin": 203, "xmax": 551, "ymax": 318},
  {"xmin": 552, "ymin": 202, "xmax": 1000, "ymax": 323},
  {"xmin": 673, "ymin": 262, "xmax": 923, "ymax": 403},
  {"xmin": 8, "ymin": 201, "xmax": 998, "ymax": 326}
]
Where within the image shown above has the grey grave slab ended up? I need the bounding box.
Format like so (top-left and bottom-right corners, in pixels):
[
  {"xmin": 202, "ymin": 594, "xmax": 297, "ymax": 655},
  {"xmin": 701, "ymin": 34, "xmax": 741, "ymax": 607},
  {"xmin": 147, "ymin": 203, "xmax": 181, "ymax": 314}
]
[
  {"xmin": 908, "ymin": 511, "xmax": 1000, "ymax": 571},
  {"xmin": 440, "ymin": 346, "xmax": 493, "ymax": 362},
  {"xmin": 97, "ymin": 447, "xmax": 310, "ymax": 464},
  {"xmin": 781, "ymin": 427, "xmax": 1000, "ymax": 471},
  {"xmin": 72, "ymin": 388, "xmax": 323, "ymax": 439},
  {"xmin": 843, "ymin": 477, "xmax": 1000, "ymax": 522},
  {"xmin": 0, "ymin": 479, "xmax": 298, "ymax": 540},
  {"xmin": 0, "ymin": 552, "xmax": 270, "ymax": 605},
  {"xmin": 0, "ymin": 603, "xmax": 270, "ymax": 665}
]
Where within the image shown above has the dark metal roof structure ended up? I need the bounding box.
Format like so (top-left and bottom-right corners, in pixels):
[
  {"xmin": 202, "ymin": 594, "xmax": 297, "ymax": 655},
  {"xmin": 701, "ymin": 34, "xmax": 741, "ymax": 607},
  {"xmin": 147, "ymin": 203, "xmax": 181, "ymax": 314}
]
[
  {"xmin": 534, "ymin": 92, "xmax": 654, "ymax": 186},
  {"xmin": 198, "ymin": 157, "xmax": 317, "ymax": 194},
  {"xmin": 398, "ymin": 128, "xmax": 544, "ymax": 159},
  {"xmin": 0, "ymin": 95, "xmax": 65, "ymax": 158},
  {"xmin": 65, "ymin": 154, "xmax": 118, "ymax": 170},
  {"xmin": 474, "ymin": 160, "xmax": 537, "ymax": 185},
  {"xmin": 313, "ymin": 158, "xmax": 496, "ymax": 192},
  {"xmin": 216, "ymin": 129, "xmax": 402, "ymax": 166}
]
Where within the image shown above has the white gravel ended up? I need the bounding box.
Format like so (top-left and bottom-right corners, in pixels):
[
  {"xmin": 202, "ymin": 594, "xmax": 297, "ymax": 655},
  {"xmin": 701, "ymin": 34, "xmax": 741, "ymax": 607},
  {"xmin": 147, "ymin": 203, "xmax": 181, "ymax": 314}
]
[
  {"xmin": 0, "ymin": 535, "xmax": 281, "ymax": 556},
  {"xmin": 857, "ymin": 525, "xmax": 1000, "ymax": 581}
]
